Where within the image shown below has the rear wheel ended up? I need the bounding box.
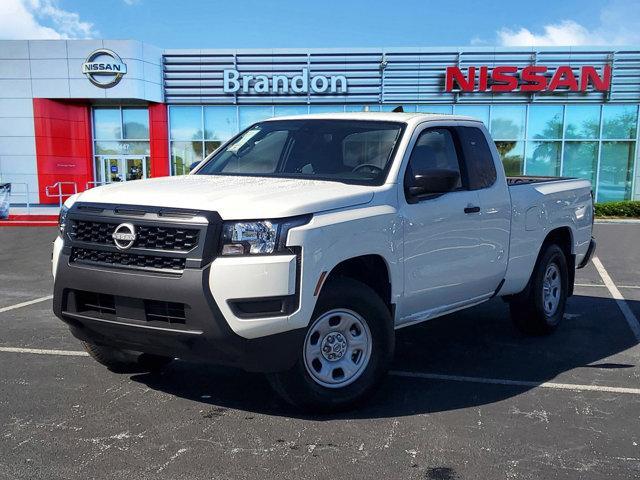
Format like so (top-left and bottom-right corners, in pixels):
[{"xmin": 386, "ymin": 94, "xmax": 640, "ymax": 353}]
[
  {"xmin": 509, "ymin": 243, "xmax": 568, "ymax": 335},
  {"xmin": 267, "ymin": 277, "xmax": 394, "ymax": 412},
  {"xmin": 83, "ymin": 342, "xmax": 173, "ymax": 374}
]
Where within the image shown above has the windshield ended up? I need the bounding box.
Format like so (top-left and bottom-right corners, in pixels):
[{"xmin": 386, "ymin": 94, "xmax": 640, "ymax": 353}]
[{"xmin": 195, "ymin": 119, "xmax": 405, "ymax": 185}]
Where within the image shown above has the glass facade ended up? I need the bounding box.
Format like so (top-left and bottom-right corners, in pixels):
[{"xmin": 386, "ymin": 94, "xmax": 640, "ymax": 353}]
[
  {"xmin": 92, "ymin": 107, "xmax": 150, "ymax": 184},
  {"xmin": 167, "ymin": 104, "xmax": 639, "ymax": 201}
]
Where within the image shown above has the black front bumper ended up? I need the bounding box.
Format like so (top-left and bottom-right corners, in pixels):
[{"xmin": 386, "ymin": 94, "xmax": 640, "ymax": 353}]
[{"xmin": 53, "ymin": 256, "xmax": 305, "ymax": 373}]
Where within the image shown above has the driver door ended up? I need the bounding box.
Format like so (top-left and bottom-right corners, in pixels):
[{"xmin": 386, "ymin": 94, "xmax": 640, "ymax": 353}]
[{"xmin": 398, "ymin": 126, "xmax": 491, "ymax": 324}]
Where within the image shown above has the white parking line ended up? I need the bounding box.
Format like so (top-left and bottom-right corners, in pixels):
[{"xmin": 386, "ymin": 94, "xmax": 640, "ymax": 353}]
[
  {"xmin": 0, "ymin": 346, "xmax": 88, "ymax": 356},
  {"xmin": 0, "ymin": 295, "xmax": 53, "ymax": 313},
  {"xmin": 592, "ymin": 256, "xmax": 640, "ymax": 342},
  {"xmin": 576, "ymin": 283, "xmax": 640, "ymax": 289},
  {"xmin": 389, "ymin": 371, "xmax": 640, "ymax": 395},
  {"xmin": 0, "ymin": 346, "xmax": 638, "ymax": 396}
]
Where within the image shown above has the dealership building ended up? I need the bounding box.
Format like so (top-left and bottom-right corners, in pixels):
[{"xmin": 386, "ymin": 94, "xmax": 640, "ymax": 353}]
[{"xmin": 0, "ymin": 39, "xmax": 639, "ymax": 206}]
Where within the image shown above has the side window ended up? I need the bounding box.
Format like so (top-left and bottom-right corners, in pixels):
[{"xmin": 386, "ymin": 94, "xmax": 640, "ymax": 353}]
[
  {"xmin": 457, "ymin": 126, "xmax": 497, "ymax": 189},
  {"xmin": 406, "ymin": 128, "xmax": 463, "ymax": 189}
]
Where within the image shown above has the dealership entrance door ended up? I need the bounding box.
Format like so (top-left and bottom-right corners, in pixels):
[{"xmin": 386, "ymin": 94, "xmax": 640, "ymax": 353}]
[{"xmin": 97, "ymin": 156, "xmax": 148, "ymax": 184}]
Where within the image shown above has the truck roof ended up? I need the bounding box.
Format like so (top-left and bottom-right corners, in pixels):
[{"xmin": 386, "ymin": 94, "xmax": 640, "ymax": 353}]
[{"xmin": 262, "ymin": 111, "xmax": 483, "ymax": 125}]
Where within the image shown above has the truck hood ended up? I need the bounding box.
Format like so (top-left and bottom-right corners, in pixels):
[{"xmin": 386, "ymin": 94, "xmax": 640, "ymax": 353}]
[{"xmin": 75, "ymin": 175, "xmax": 375, "ymax": 219}]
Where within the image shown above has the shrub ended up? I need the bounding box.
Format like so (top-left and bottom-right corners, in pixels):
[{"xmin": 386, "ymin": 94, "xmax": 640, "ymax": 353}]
[{"xmin": 594, "ymin": 201, "xmax": 640, "ymax": 218}]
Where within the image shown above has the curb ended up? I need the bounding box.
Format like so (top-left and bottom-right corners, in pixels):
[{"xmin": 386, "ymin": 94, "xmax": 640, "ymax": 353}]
[
  {"xmin": 0, "ymin": 214, "xmax": 59, "ymax": 227},
  {"xmin": 0, "ymin": 221, "xmax": 58, "ymax": 227},
  {"xmin": 595, "ymin": 218, "xmax": 640, "ymax": 224}
]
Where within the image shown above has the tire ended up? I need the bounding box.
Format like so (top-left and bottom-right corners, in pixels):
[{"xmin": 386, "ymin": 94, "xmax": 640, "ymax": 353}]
[
  {"xmin": 267, "ymin": 277, "xmax": 395, "ymax": 412},
  {"xmin": 509, "ymin": 243, "xmax": 568, "ymax": 335},
  {"xmin": 82, "ymin": 342, "xmax": 173, "ymax": 374}
]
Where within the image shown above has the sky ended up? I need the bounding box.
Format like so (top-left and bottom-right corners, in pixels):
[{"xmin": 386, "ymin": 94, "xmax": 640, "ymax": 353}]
[{"xmin": 0, "ymin": 0, "xmax": 639, "ymax": 48}]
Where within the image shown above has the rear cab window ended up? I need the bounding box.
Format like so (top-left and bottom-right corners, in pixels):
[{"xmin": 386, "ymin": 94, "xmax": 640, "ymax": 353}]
[{"xmin": 455, "ymin": 126, "xmax": 497, "ymax": 190}]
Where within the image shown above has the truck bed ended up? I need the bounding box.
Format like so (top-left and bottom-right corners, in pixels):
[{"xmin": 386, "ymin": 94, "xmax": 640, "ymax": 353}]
[{"xmin": 503, "ymin": 174, "xmax": 593, "ymax": 295}]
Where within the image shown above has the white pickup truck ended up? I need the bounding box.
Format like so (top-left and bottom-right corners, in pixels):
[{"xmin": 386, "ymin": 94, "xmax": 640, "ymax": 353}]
[{"xmin": 53, "ymin": 112, "xmax": 595, "ymax": 411}]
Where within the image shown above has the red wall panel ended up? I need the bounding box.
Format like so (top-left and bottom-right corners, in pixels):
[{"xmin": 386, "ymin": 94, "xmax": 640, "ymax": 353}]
[
  {"xmin": 33, "ymin": 99, "xmax": 93, "ymax": 204},
  {"xmin": 149, "ymin": 103, "xmax": 170, "ymax": 178}
]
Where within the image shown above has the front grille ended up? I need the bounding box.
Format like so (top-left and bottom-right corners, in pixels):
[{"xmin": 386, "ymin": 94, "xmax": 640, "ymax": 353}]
[
  {"xmin": 66, "ymin": 203, "xmax": 221, "ymax": 275},
  {"xmin": 71, "ymin": 220, "xmax": 200, "ymax": 252},
  {"xmin": 144, "ymin": 300, "xmax": 186, "ymax": 324},
  {"xmin": 71, "ymin": 247, "xmax": 186, "ymax": 272}
]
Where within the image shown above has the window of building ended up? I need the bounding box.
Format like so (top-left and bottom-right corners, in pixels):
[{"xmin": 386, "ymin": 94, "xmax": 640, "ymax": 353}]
[
  {"xmin": 170, "ymin": 141, "xmax": 203, "ymax": 176},
  {"xmin": 122, "ymin": 108, "xmax": 149, "ymax": 139},
  {"xmin": 526, "ymin": 141, "xmax": 562, "ymax": 176},
  {"xmin": 274, "ymin": 105, "xmax": 309, "ymax": 116},
  {"xmin": 491, "ymin": 106, "xmax": 526, "ymax": 176},
  {"xmin": 528, "ymin": 105, "xmax": 563, "ymax": 140},
  {"xmin": 565, "ymin": 105, "xmax": 600, "ymax": 139},
  {"xmin": 382, "ymin": 104, "xmax": 417, "ymax": 112},
  {"xmin": 524, "ymin": 106, "xmax": 564, "ymax": 177},
  {"xmin": 416, "ymin": 105, "xmax": 452, "ymax": 114},
  {"xmin": 494, "ymin": 141, "xmax": 524, "ymax": 176},
  {"xmin": 308, "ymin": 105, "xmax": 344, "ymax": 113},
  {"xmin": 94, "ymin": 141, "xmax": 150, "ymax": 155},
  {"xmin": 169, "ymin": 106, "xmax": 202, "ymax": 141},
  {"xmin": 491, "ymin": 105, "xmax": 526, "ymax": 139},
  {"xmin": 204, "ymin": 106, "xmax": 237, "ymax": 141},
  {"xmin": 597, "ymin": 141, "xmax": 636, "ymax": 202},
  {"xmin": 92, "ymin": 107, "xmax": 150, "ymax": 185},
  {"xmin": 345, "ymin": 105, "xmax": 375, "ymax": 112},
  {"xmin": 602, "ymin": 105, "xmax": 638, "ymax": 140},
  {"xmin": 169, "ymin": 106, "xmax": 205, "ymax": 175},
  {"xmin": 454, "ymin": 105, "xmax": 489, "ymax": 126},
  {"xmin": 562, "ymin": 141, "xmax": 598, "ymax": 187},
  {"xmin": 93, "ymin": 108, "xmax": 122, "ymax": 140},
  {"xmin": 239, "ymin": 106, "xmax": 274, "ymax": 130}
]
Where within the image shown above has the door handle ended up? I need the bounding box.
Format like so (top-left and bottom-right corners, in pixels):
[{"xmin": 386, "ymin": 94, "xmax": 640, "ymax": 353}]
[{"xmin": 464, "ymin": 205, "xmax": 481, "ymax": 214}]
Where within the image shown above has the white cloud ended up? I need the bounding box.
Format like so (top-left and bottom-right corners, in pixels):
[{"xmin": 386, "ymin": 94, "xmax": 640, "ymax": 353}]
[
  {"xmin": 0, "ymin": 0, "xmax": 96, "ymax": 39},
  {"xmin": 498, "ymin": 20, "xmax": 600, "ymax": 47},
  {"xmin": 492, "ymin": 1, "xmax": 640, "ymax": 47},
  {"xmin": 122, "ymin": 0, "xmax": 141, "ymax": 4}
]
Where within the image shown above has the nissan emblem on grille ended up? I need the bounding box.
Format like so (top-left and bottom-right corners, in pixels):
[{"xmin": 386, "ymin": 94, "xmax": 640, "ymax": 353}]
[{"xmin": 111, "ymin": 223, "xmax": 137, "ymax": 250}]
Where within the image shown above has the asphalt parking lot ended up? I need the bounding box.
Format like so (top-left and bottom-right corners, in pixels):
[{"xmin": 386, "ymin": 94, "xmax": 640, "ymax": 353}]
[{"xmin": 1, "ymin": 223, "xmax": 639, "ymax": 480}]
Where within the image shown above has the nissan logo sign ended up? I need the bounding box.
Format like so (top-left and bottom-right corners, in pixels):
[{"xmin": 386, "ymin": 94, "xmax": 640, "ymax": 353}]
[
  {"xmin": 82, "ymin": 49, "xmax": 127, "ymax": 88},
  {"xmin": 111, "ymin": 223, "xmax": 136, "ymax": 250}
]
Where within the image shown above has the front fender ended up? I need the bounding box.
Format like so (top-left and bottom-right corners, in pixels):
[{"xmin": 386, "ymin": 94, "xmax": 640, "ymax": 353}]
[{"xmin": 286, "ymin": 204, "xmax": 403, "ymax": 331}]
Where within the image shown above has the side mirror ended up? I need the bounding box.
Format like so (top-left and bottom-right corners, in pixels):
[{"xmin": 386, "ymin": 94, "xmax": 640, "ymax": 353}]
[
  {"xmin": 406, "ymin": 168, "xmax": 460, "ymax": 197},
  {"xmin": 189, "ymin": 161, "xmax": 201, "ymax": 171}
]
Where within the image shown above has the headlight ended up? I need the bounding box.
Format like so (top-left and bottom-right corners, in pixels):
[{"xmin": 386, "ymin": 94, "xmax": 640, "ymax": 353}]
[
  {"xmin": 220, "ymin": 216, "xmax": 310, "ymax": 256},
  {"xmin": 58, "ymin": 204, "xmax": 69, "ymax": 237}
]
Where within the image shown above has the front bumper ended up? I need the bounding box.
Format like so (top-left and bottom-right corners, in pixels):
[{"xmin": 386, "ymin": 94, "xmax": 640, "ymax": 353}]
[{"xmin": 53, "ymin": 253, "xmax": 305, "ymax": 373}]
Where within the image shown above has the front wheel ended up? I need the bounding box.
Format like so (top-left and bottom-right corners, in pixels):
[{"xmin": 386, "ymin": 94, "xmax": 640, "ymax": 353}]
[
  {"xmin": 509, "ymin": 243, "xmax": 568, "ymax": 335},
  {"xmin": 267, "ymin": 277, "xmax": 394, "ymax": 412}
]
